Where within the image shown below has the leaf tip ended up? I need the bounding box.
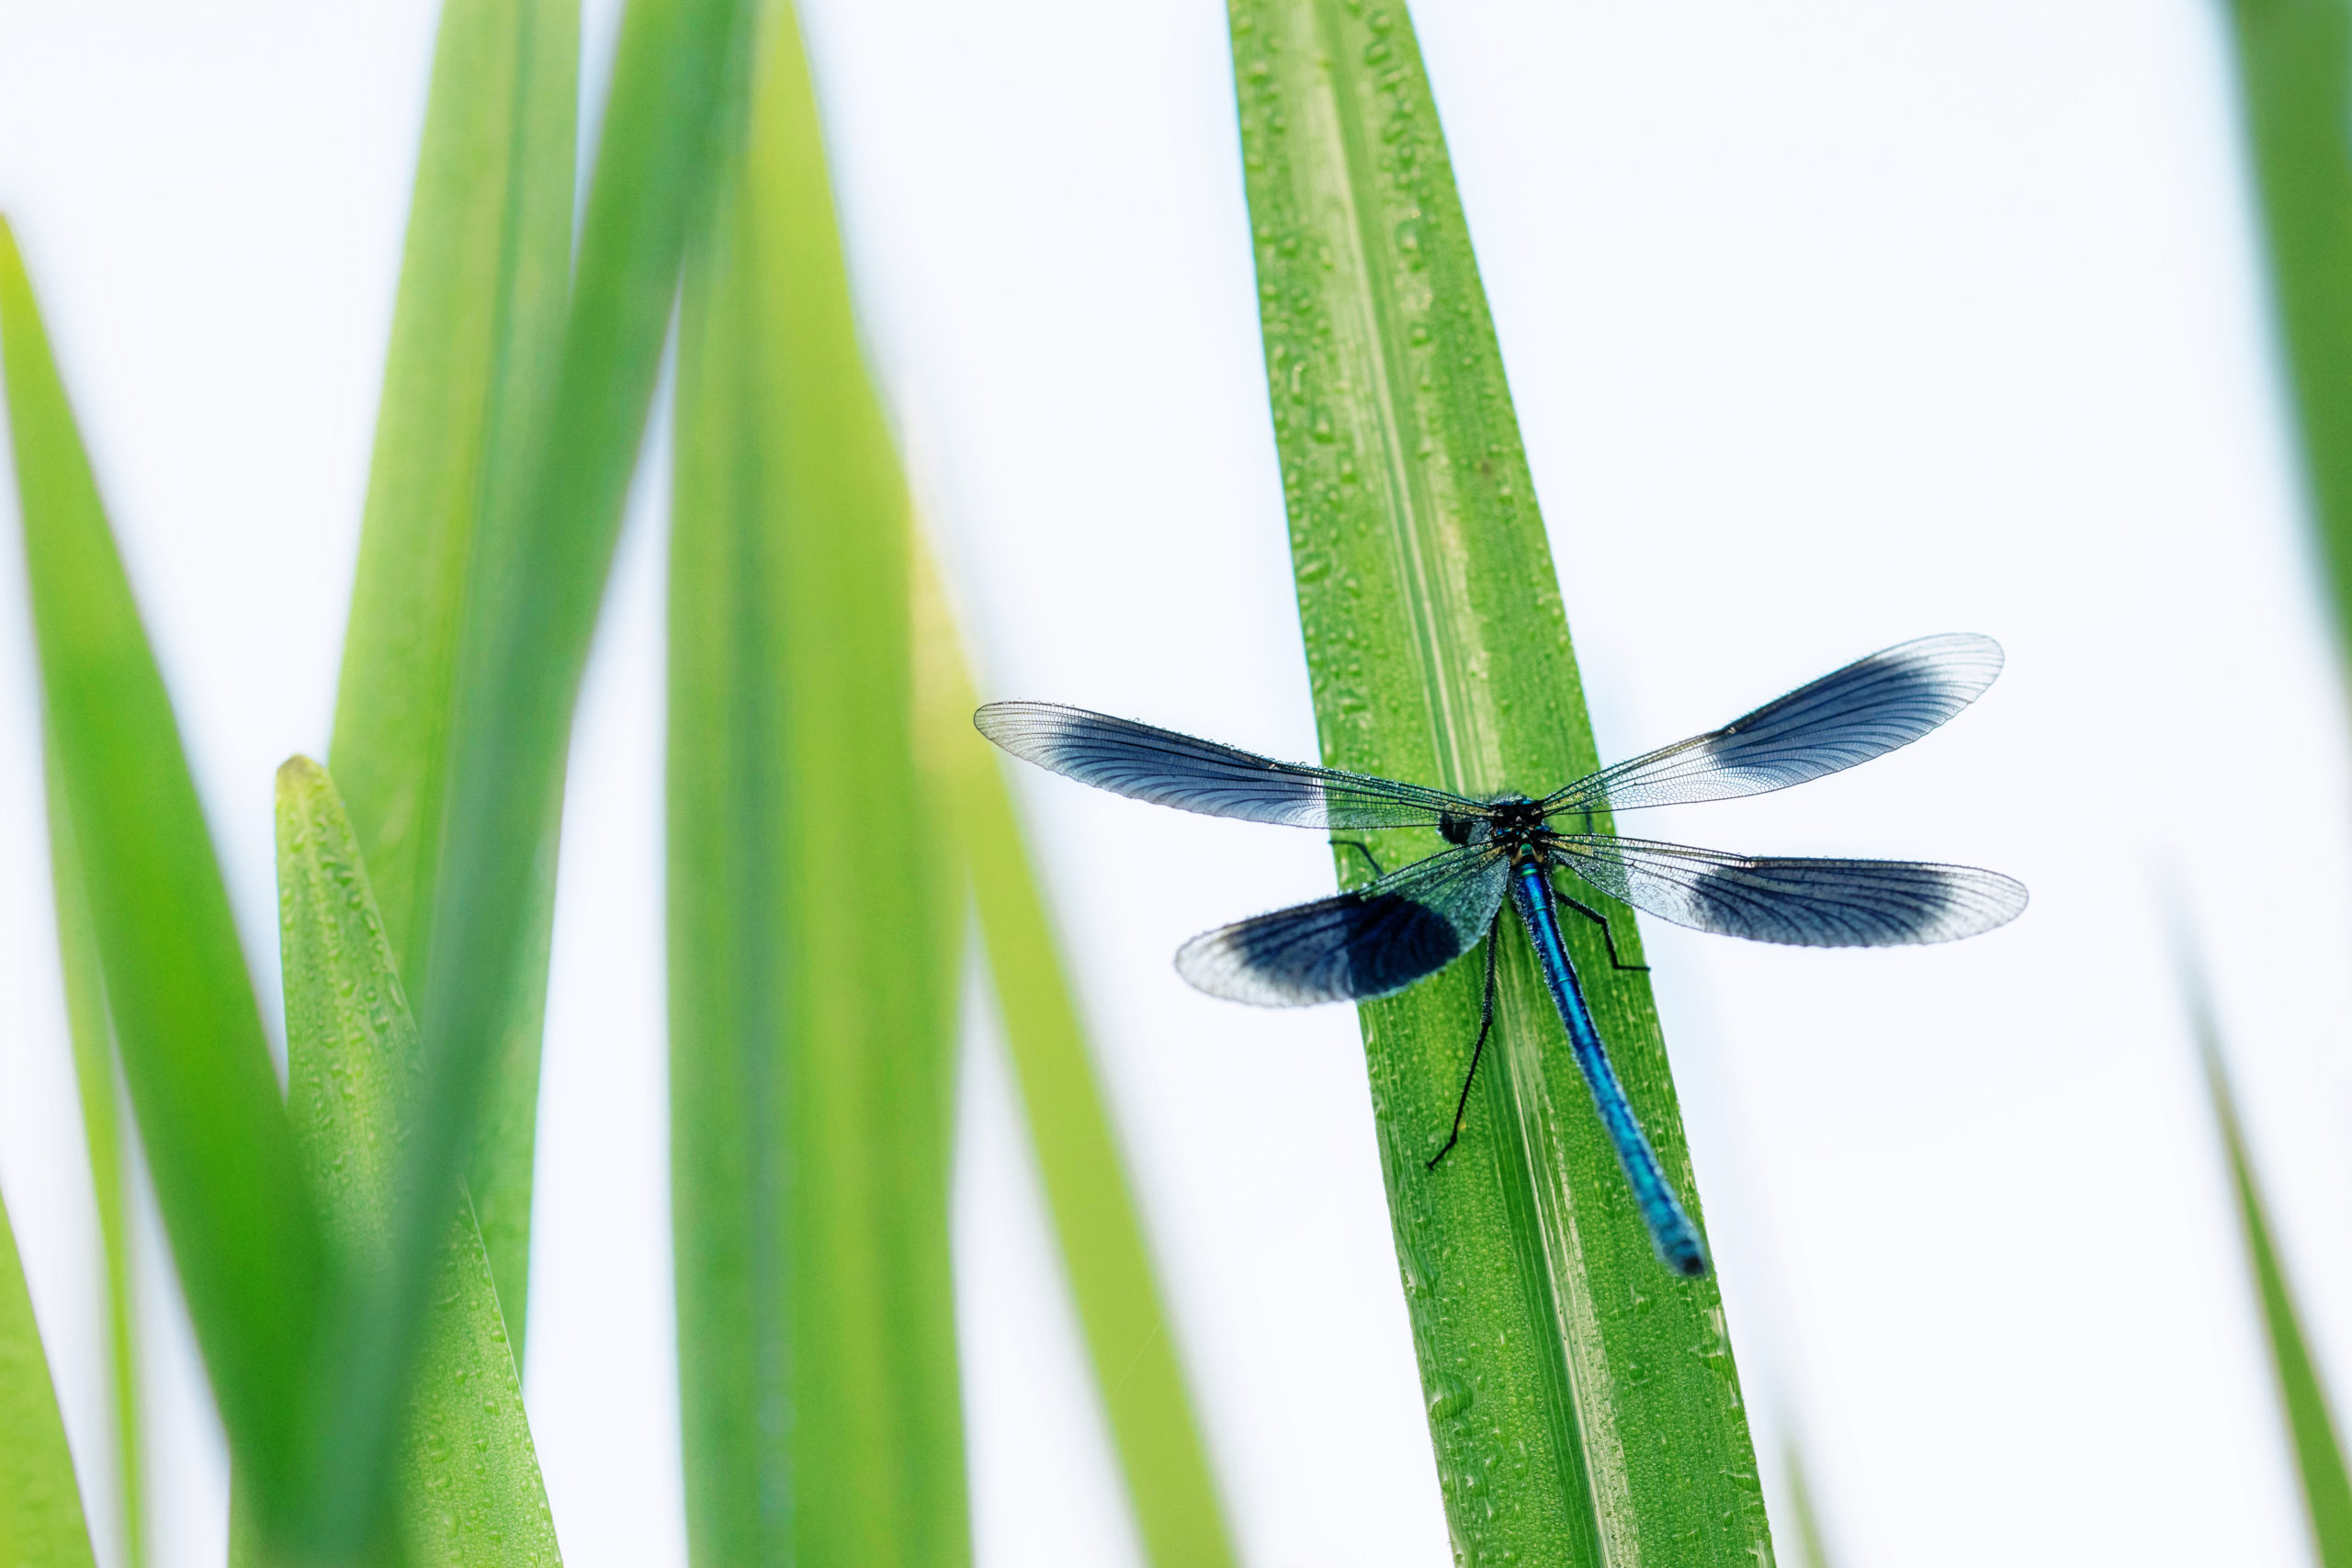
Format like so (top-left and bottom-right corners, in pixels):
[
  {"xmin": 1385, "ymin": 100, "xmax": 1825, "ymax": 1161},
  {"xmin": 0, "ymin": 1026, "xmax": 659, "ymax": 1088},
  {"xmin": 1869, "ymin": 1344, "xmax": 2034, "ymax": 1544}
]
[
  {"xmin": 275, "ymin": 755, "xmax": 341, "ymax": 824},
  {"xmin": 277, "ymin": 752, "xmax": 329, "ymax": 789}
]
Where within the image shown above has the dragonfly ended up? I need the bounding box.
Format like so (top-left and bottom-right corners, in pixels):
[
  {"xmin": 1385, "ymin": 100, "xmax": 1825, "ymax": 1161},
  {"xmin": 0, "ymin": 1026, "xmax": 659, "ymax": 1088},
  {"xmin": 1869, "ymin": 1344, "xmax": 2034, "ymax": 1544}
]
[{"xmin": 975, "ymin": 634, "xmax": 2027, "ymax": 1277}]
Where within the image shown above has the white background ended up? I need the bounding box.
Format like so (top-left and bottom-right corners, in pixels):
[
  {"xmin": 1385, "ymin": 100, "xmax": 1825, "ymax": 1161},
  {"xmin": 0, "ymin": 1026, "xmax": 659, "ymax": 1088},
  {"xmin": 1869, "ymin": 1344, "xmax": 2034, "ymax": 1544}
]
[{"xmin": 2, "ymin": 2, "xmax": 2349, "ymax": 1565}]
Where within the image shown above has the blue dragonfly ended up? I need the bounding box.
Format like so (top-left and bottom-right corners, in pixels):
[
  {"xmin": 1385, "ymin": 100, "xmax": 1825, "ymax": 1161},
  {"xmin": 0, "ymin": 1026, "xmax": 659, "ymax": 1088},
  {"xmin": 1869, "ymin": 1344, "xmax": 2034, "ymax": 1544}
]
[{"xmin": 976, "ymin": 634, "xmax": 2027, "ymax": 1277}]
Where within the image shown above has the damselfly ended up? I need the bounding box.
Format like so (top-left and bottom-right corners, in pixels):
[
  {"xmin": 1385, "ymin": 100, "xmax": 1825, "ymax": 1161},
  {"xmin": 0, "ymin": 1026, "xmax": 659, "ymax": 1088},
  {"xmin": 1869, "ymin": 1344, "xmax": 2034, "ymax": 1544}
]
[{"xmin": 976, "ymin": 634, "xmax": 2026, "ymax": 1277}]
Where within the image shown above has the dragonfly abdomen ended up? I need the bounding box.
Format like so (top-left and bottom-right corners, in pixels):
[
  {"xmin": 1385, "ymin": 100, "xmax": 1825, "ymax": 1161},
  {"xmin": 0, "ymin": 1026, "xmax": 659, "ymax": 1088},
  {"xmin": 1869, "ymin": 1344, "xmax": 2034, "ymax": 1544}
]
[{"xmin": 1510, "ymin": 859, "xmax": 1708, "ymax": 1278}]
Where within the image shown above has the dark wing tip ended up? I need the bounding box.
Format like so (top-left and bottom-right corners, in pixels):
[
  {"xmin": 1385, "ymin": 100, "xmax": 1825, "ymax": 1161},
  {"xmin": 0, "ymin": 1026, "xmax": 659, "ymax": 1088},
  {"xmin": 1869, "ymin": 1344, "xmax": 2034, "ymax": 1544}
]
[
  {"xmin": 1175, "ymin": 861, "xmax": 1506, "ymax": 1006},
  {"xmin": 1177, "ymin": 937, "xmax": 1279, "ymax": 1006},
  {"xmin": 1175, "ymin": 923, "xmax": 1339, "ymax": 1007},
  {"xmin": 1174, "ymin": 889, "xmax": 1465, "ymax": 1007}
]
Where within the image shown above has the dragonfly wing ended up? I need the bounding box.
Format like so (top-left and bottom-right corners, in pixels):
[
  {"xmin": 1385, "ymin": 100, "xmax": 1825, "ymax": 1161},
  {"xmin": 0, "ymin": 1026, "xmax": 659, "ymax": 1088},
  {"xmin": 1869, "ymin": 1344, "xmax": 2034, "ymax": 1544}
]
[
  {"xmin": 1176, "ymin": 846, "xmax": 1510, "ymax": 1005},
  {"xmin": 1556, "ymin": 834, "xmax": 2026, "ymax": 947},
  {"xmin": 1546, "ymin": 633, "xmax": 2004, "ymax": 814},
  {"xmin": 976, "ymin": 702, "xmax": 1476, "ymax": 829}
]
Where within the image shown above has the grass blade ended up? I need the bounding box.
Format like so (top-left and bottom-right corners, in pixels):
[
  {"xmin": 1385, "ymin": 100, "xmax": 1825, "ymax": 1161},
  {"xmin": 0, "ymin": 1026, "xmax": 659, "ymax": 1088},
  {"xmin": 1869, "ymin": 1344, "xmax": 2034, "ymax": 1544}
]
[
  {"xmin": 0, "ymin": 1184, "xmax": 96, "ymax": 1568},
  {"xmin": 301, "ymin": 0, "xmax": 757, "ymax": 1546},
  {"xmin": 327, "ymin": 0, "xmax": 581, "ymax": 1347},
  {"xmin": 667, "ymin": 6, "xmax": 965, "ymax": 1560},
  {"xmin": 276, "ymin": 758, "xmax": 561, "ymax": 1566},
  {"xmin": 2222, "ymin": 0, "xmax": 2352, "ymax": 646},
  {"xmin": 1225, "ymin": 5, "xmax": 1770, "ymax": 1560},
  {"xmin": 911, "ymin": 550, "xmax": 1237, "ymax": 1568},
  {"xmin": 2183, "ymin": 956, "xmax": 2352, "ymax": 1563},
  {"xmin": 41, "ymin": 734, "xmax": 141, "ymax": 1568},
  {"xmin": 0, "ymin": 219, "xmax": 325, "ymax": 1529},
  {"xmin": 1782, "ymin": 1438, "xmax": 1839, "ymax": 1568}
]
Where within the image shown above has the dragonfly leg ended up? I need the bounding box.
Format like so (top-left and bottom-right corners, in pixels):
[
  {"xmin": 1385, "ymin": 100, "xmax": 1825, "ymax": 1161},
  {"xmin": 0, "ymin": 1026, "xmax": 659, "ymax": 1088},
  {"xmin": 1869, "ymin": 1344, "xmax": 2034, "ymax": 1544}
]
[
  {"xmin": 1426, "ymin": 928, "xmax": 1501, "ymax": 1171},
  {"xmin": 1329, "ymin": 838, "xmax": 1385, "ymax": 883},
  {"xmin": 1550, "ymin": 880, "xmax": 1650, "ymax": 973}
]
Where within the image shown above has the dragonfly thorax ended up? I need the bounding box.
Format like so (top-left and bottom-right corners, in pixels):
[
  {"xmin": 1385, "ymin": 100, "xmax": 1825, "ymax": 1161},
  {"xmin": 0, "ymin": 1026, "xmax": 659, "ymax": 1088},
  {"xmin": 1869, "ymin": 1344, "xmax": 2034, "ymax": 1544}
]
[{"xmin": 1476, "ymin": 794, "xmax": 1550, "ymax": 855}]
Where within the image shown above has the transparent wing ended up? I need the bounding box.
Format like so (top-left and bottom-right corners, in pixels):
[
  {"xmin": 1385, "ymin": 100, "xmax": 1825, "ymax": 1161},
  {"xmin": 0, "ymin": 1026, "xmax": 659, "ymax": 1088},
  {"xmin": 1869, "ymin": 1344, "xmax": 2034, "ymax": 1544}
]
[
  {"xmin": 1544, "ymin": 633, "xmax": 2004, "ymax": 815},
  {"xmin": 977, "ymin": 702, "xmax": 1477, "ymax": 829},
  {"xmin": 1175, "ymin": 845, "xmax": 1510, "ymax": 1005},
  {"xmin": 1555, "ymin": 834, "xmax": 2027, "ymax": 947}
]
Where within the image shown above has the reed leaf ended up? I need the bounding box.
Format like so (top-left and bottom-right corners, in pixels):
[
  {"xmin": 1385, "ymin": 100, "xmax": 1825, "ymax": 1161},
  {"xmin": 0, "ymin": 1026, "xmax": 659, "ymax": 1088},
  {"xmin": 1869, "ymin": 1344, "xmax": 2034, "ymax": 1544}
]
[
  {"xmin": 2212, "ymin": 14, "xmax": 2352, "ymax": 1562},
  {"xmin": 1783, "ymin": 1438, "xmax": 1839, "ymax": 1568},
  {"xmin": 1224, "ymin": 4, "xmax": 1770, "ymax": 1560},
  {"xmin": 327, "ymin": 0, "xmax": 580, "ymax": 1347},
  {"xmin": 2184, "ymin": 958, "xmax": 2352, "ymax": 1564},
  {"xmin": 666, "ymin": 4, "xmax": 966, "ymax": 1559},
  {"xmin": 2222, "ymin": 0, "xmax": 2352, "ymax": 649},
  {"xmin": 298, "ymin": 0, "xmax": 757, "ymax": 1547},
  {"xmin": 276, "ymin": 757, "xmax": 561, "ymax": 1567},
  {"xmin": 40, "ymin": 733, "xmax": 141, "ymax": 1567},
  {"xmin": 0, "ymin": 218, "xmax": 325, "ymax": 1530},
  {"xmin": 912, "ymin": 549, "xmax": 1238, "ymax": 1568},
  {"xmin": 0, "ymin": 1183, "xmax": 95, "ymax": 1568}
]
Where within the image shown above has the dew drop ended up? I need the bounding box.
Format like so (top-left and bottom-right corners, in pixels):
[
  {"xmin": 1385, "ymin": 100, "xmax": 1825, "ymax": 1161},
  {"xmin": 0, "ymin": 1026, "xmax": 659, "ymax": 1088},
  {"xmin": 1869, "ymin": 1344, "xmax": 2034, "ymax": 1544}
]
[{"xmin": 1426, "ymin": 1371, "xmax": 1473, "ymax": 1422}]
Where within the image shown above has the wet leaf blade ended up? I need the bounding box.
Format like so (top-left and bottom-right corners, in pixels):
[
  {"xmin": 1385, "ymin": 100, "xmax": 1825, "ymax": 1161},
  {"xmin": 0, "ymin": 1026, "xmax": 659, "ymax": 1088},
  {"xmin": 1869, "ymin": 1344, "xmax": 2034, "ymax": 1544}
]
[
  {"xmin": 667, "ymin": 6, "xmax": 965, "ymax": 1561},
  {"xmin": 912, "ymin": 551, "xmax": 1237, "ymax": 1568},
  {"xmin": 326, "ymin": 0, "xmax": 581, "ymax": 1349},
  {"xmin": 0, "ymin": 217, "xmax": 323, "ymax": 1525},
  {"xmin": 1225, "ymin": 4, "xmax": 1770, "ymax": 1561},
  {"xmin": 276, "ymin": 758, "xmax": 562, "ymax": 1567}
]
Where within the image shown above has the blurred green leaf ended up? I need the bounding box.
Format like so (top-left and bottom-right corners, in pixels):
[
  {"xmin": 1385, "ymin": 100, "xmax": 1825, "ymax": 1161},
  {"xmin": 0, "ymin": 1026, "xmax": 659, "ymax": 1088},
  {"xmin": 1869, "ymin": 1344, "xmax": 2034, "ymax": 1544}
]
[
  {"xmin": 1783, "ymin": 1438, "xmax": 1839, "ymax": 1568},
  {"xmin": 1225, "ymin": 3, "xmax": 1770, "ymax": 1560},
  {"xmin": 301, "ymin": 0, "xmax": 758, "ymax": 1547},
  {"xmin": 2222, "ymin": 0, "xmax": 2352, "ymax": 649},
  {"xmin": 667, "ymin": 5, "xmax": 964, "ymax": 1560},
  {"xmin": 327, "ymin": 0, "xmax": 581, "ymax": 1348},
  {"xmin": 911, "ymin": 549, "xmax": 1237, "ymax": 1568},
  {"xmin": 0, "ymin": 1185, "xmax": 96, "ymax": 1568},
  {"xmin": 0, "ymin": 217, "xmax": 325, "ymax": 1529},
  {"xmin": 2185, "ymin": 958, "xmax": 2352, "ymax": 1565},
  {"xmin": 41, "ymin": 734, "xmax": 141, "ymax": 1568},
  {"xmin": 276, "ymin": 757, "xmax": 560, "ymax": 1567}
]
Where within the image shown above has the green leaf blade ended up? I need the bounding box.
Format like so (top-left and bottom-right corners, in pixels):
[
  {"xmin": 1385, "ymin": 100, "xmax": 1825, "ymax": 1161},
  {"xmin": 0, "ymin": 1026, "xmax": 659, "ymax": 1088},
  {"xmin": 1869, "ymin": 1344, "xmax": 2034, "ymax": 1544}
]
[
  {"xmin": 328, "ymin": 0, "xmax": 582, "ymax": 1347},
  {"xmin": 1225, "ymin": 5, "xmax": 1770, "ymax": 1562},
  {"xmin": 1782, "ymin": 1438, "xmax": 1839, "ymax": 1568},
  {"xmin": 667, "ymin": 7, "xmax": 966, "ymax": 1562},
  {"xmin": 2222, "ymin": 0, "xmax": 2352, "ymax": 652},
  {"xmin": 913, "ymin": 555, "xmax": 1238, "ymax": 1568},
  {"xmin": 41, "ymin": 734, "xmax": 141, "ymax": 1568},
  {"xmin": 0, "ymin": 1186, "xmax": 97, "ymax": 1568},
  {"xmin": 2188, "ymin": 979, "xmax": 2352, "ymax": 1565},
  {"xmin": 304, "ymin": 0, "xmax": 758, "ymax": 1546},
  {"xmin": 276, "ymin": 756, "xmax": 562, "ymax": 1568},
  {"xmin": 0, "ymin": 217, "xmax": 323, "ymax": 1527}
]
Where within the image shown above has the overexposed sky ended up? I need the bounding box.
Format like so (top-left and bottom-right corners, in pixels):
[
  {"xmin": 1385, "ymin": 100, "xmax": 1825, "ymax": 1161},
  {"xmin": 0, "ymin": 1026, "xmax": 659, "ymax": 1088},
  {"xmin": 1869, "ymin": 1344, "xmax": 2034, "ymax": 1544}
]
[{"xmin": 4, "ymin": 3, "xmax": 2351, "ymax": 1566}]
